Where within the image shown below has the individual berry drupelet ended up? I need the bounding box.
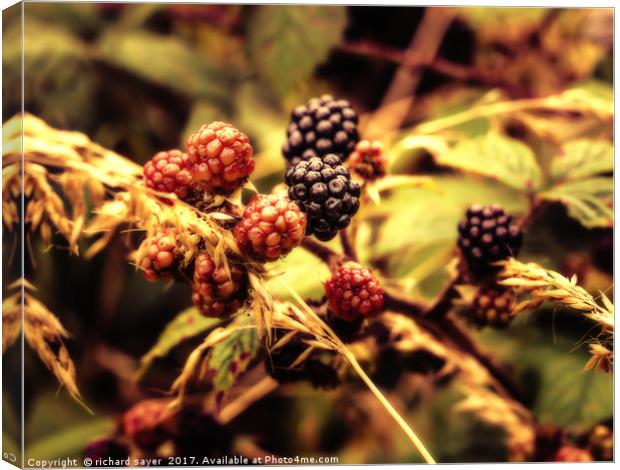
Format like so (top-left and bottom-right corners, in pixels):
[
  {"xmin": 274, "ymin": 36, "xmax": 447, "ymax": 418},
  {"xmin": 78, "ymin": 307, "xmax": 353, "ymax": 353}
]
[
  {"xmin": 347, "ymin": 140, "xmax": 388, "ymax": 182},
  {"xmin": 143, "ymin": 150, "xmax": 194, "ymax": 201},
  {"xmin": 138, "ymin": 228, "xmax": 182, "ymax": 282},
  {"xmin": 121, "ymin": 399, "xmax": 169, "ymax": 450},
  {"xmin": 285, "ymin": 154, "xmax": 361, "ymax": 241},
  {"xmin": 282, "ymin": 94, "xmax": 359, "ymax": 162},
  {"xmin": 468, "ymin": 285, "xmax": 516, "ymax": 328},
  {"xmin": 191, "ymin": 252, "xmax": 248, "ymax": 318},
  {"xmin": 457, "ymin": 203, "xmax": 523, "ymax": 276},
  {"xmin": 234, "ymin": 194, "xmax": 307, "ymax": 262},
  {"xmin": 185, "ymin": 121, "xmax": 255, "ymax": 194},
  {"xmin": 325, "ymin": 264, "xmax": 384, "ymax": 321}
]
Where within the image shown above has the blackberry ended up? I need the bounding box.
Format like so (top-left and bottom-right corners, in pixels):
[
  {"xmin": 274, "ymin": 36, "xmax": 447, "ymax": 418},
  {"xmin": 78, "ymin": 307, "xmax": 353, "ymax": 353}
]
[
  {"xmin": 282, "ymin": 95, "xmax": 359, "ymax": 162},
  {"xmin": 589, "ymin": 425, "xmax": 613, "ymax": 461},
  {"xmin": 554, "ymin": 446, "xmax": 593, "ymax": 462},
  {"xmin": 122, "ymin": 399, "xmax": 169, "ymax": 450},
  {"xmin": 347, "ymin": 140, "xmax": 388, "ymax": 182},
  {"xmin": 325, "ymin": 263, "xmax": 384, "ymax": 321},
  {"xmin": 285, "ymin": 154, "xmax": 361, "ymax": 241},
  {"xmin": 457, "ymin": 204, "xmax": 523, "ymax": 275},
  {"xmin": 137, "ymin": 228, "xmax": 182, "ymax": 282},
  {"xmin": 326, "ymin": 312, "xmax": 365, "ymax": 343},
  {"xmin": 192, "ymin": 253, "xmax": 248, "ymax": 318},
  {"xmin": 234, "ymin": 194, "xmax": 307, "ymax": 261},
  {"xmin": 185, "ymin": 121, "xmax": 255, "ymax": 194},
  {"xmin": 264, "ymin": 330, "xmax": 340, "ymax": 389},
  {"xmin": 143, "ymin": 150, "xmax": 194, "ymax": 202},
  {"xmin": 84, "ymin": 438, "xmax": 128, "ymax": 464},
  {"xmin": 468, "ymin": 285, "xmax": 516, "ymax": 328}
]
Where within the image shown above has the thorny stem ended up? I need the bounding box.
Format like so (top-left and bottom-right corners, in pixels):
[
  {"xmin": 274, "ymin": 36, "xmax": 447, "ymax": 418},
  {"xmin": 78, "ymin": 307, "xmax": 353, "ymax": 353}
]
[{"xmin": 339, "ymin": 229, "xmax": 358, "ymax": 261}]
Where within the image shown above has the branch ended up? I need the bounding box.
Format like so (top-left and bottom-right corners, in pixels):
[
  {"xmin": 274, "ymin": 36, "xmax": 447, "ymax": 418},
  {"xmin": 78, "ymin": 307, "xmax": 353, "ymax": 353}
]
[{"xmin": 339, "ymin": 230, "xmax": 358, "ymax": 261}]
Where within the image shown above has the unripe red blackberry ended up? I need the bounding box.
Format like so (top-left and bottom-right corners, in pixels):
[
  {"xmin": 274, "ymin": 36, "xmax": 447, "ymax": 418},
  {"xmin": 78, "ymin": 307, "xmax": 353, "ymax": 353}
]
[
  {"xmin": 143, "ymin": 150, "xmax": 194, "ymax": 201},
  {"xmin": 122, "ymin": 399, "xmax": 169, "ymax": 450},
  {"xmin": 234, "ymin": 194, "xmax": 307, "ymax": 262},
  {"xmin": 282, "ymin": 95, "xmax": 359, "ymax": 162},
  {"xmin": 457, "ymin": 204, "xmax": 523, "ymax": 275},
  {"xmin": 325, "ymin": 264, "xmax": 384, "ymax": 321},
  {"xmin": 138, "ymin": 228, "xmax": 182, "ymax": 281},
  {"xmin": 191, "ymin": 253, "xmax": 248, "ymax": 318},
  {"xmin": 469, "ymin": 285, "xmax": 516, "ymax": 328},
  {"xmin": 347, "ymin": 140, "xmax": 388, "ymax": 182},
  {"xmin": 185, "ymin": 121, "xmax": 255, "ymax": 194},
  {"xmin": 554, "ymin": 446, "xmax": 593, "ymax": 462},
  {"xmin": 285, "ymin": 154, "xmax": 361, "ymax": 241}
]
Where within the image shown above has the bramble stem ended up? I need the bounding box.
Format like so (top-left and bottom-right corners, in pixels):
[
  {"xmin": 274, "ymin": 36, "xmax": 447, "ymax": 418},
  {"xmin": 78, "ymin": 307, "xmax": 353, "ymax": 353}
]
[
  {"xmin": 339, "ymin": 230, "xmax": 358, "ymax": 261},
  {"xmin": 219, "ymin": 376, "xmax": 279, "ymax": 425},
  {"xmin": 345, "ymin": 351, "xmax": 436, "ymax": 464}
]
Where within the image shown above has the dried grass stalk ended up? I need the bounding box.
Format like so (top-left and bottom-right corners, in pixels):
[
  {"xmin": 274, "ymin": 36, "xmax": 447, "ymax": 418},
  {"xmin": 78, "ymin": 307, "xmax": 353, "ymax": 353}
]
[{"xmin": 499, "ymin": 258, "xmax": 613, "ymax": 372}]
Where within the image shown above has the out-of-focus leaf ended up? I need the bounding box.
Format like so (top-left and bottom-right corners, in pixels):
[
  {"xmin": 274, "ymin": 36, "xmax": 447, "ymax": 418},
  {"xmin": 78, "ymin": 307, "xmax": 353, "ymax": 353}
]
[
  {"xmin": 246, "ymin": 5, "xmax": 347, "ymax": 97},
  {"xmin": 25, "ymin": 3, "xmax": 101, "ymax": 36},
  {"xmin": 25, "ymin": 393, "xmax": 114, "ymax": 459},
  {"xmin": 434, "ymin": 132, "xmax": 542, "ymax": 192},
  {"xmin": 458, "ymin": 7, "xmax": 546, "ymax": 45},
  {"xmin": 479, "ymin": 324, "xmax": 612, "ymax": 429},
  {"xmin": 98, "ymin": 30, "xmax": 229, "ymax": 100},
  {"xmin": 181, "ymin": 100, "xmax": 229, "ymax": 146},
  {"xmin": 207, "ymin": 314, "xmax": 258, "ymax": 391},
  {"xmin": 550, "ymin": 139, "xmax": 613, "ymax": 182},
  {"xmin": 540, "ymin": 177, "xmax": 613, "ymax": 229},
  {"xmin": 136, "ymin": 307, "xmax": 221, "ymax": 380},
  {"xmin": 267, "ymin": 247, "xmax": 333, "ymax": 301}
]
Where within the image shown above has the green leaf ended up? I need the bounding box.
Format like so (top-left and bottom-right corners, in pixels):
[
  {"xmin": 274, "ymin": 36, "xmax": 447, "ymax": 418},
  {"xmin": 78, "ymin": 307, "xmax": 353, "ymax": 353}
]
[
  {"xmin": 541, "ymin": 177, "xmax": 613, "ymax": 229},
  {"xmin": 207, "ymin": 314, "xmax": 258, "ymax": 391},
  {"xmin": 246, "ymin": 5, "xmax": 347, "ymax": 97},
  {"xmin": 434, "ymin": 132, "xmax": 542, "ymax": 192},
  {"xmin": 550, "ymin": 139, "xmax": 613, "ymax": 182},
  {"xmin": 136, "ymin": 307, "xmax": 221, "ymax": 380},
  {"xmin": 479, "ymin": 323, "xmax": 612, "ymax": 429},
  {"xmin": 98, "ymin": 30, "xmax": 229, "ymax": 100}
]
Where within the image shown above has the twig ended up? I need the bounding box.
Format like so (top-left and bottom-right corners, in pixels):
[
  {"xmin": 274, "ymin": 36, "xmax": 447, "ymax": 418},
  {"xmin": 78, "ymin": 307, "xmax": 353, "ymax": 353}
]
[
  {"xmin": 424, "ymin": 273, "xmax": 462, "ymax": 319},
  {"xmin": 338, "ymin": 42, "xmax": 529, "ymax": 98},
  {"xmin": 383, "ymin": 288, "xmax": 427, "ymax": 316},
  {"xmin": 218, "ymin": 376, "xmax": 279, "ymax": 425},
  {"xmin": 339, "ymin": 229, "xmax": 358, "ymax": 261}
]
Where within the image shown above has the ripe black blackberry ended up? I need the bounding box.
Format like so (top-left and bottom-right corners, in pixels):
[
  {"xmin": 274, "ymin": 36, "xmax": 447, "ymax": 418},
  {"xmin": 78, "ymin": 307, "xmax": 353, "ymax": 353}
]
[
  {"xmin": 264, "ymin": 330, "xmax": 340, "ymax": 389},
  {"xmin": 285, "ymin": 154, "xmax": 361, "ymax": 241},
  {"xmin": 282, "ymin": 95, "xmax": 359, "ymax": 162},
  {"xmin": 457, "ymin": 203, "xmax": 523, "ymax": 275}
]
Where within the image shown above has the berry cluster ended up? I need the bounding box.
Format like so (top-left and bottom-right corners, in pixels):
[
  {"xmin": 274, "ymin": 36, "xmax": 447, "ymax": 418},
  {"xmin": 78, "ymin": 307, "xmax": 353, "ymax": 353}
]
[
  {"xmin": 282, "ymin": 95, "xmax": 359, "ymax": 163},
  {"xmin": 457, "ymin": 204, "xmax": 523, "ymax": 276},
  {"xmin": 325, "ymin": 264, "xmax": 384, "ymax": 321},
  {"xmin": 234, "ymin": 194, "xmax": 307, "ymax": 261},
  {"xmin": 121, "ymin": 399, "xmax": 170, "ymax": 450},
  {"xmin": 285, "ymin": 155, "xmax": 361, "ymax": 241},
  {"xmin": 191, "ymin": 253, "xmax": 248, "ymax": 318},
  {"xmin": 347, "ymin": 140, "xmax": 388, "ymax": 182}
]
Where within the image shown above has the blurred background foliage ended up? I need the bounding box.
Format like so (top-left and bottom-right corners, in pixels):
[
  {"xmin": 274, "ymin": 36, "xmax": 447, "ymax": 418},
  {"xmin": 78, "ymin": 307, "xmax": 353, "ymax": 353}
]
[{"xmin": 2, "ymin": 3, "xmax": 613, "ymax": 463}]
